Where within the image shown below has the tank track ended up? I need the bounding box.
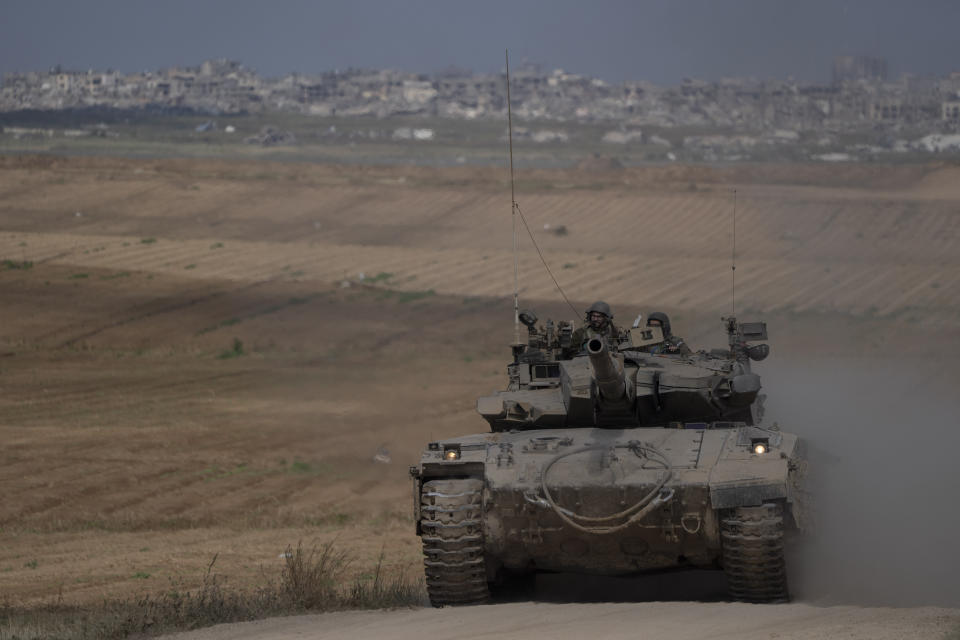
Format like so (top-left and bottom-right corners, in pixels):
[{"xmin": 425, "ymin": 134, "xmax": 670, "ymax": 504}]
[
  {"xmin": 420, "ymin": 478, "xmax": 490, "ymax": 606},
  {"xmin": 720, "ymin": 502, "xmax": 789, "ymax": 602}
]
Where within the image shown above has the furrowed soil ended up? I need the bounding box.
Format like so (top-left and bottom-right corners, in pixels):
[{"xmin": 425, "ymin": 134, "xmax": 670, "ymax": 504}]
[{"xmin": 0, "ymin": 157, "xmax": 958, "ymax": 633}]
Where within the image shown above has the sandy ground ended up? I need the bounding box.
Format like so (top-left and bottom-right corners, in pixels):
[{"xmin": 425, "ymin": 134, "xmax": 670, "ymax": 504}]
[
  {"xmin": 1, "ymin": 156, "xmax": 958, "ymax": 635},
  {"xmin": 161, "ymin": 602, "xmax": 960, "ymax": 640}
]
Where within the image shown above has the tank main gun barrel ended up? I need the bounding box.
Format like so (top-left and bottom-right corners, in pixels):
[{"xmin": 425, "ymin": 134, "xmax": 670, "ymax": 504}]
[{"xmin": 587, "ymin": 337, "xmax": 626, "ymax": 401}]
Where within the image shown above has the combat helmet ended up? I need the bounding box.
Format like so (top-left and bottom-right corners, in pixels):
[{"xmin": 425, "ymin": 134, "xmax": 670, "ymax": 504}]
[
  {"xmin": 585, "ymin": 300, "xmax": 613, "ymax": 320},
  {"xmin": 647, "ymin": 311, "xmax": 672, "ymax": 337}
]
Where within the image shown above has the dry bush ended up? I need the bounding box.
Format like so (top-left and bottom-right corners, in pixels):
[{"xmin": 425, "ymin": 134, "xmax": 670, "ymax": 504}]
[
  {"xmin": 346, "ymin": 550, "xmax": 426, "ymax": 610},
  {"xmin": 0, "ymin": 544, "xmax": 425, "ymax": 640},
  {"xmin": 278, "ymin": 541, "xmax": 348, "ymax": 609}
]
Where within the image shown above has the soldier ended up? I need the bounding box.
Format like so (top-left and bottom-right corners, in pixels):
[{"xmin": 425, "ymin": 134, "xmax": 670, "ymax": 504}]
[
  {"xmin": 643, "ymin": 311, "xmax": 692, "ymax": 355},
  {"xmin": 564, "ymin": 301, "xmax": 623, "ymax": 357}
]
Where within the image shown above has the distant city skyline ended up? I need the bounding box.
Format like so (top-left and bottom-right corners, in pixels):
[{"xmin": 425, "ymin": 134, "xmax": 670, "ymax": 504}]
[{"xmin": 3, "ymin": 0, "xmax": 959, "ymax": 84}]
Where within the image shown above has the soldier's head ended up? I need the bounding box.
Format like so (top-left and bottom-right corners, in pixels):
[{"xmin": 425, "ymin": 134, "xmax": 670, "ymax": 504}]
[
  {"xmin": 646, "ymin": 311, "xmax": 672, "ymax": 337},
  {"xmin": 585, "ymin": 301, "xmax": 612, "ymax": 330}
]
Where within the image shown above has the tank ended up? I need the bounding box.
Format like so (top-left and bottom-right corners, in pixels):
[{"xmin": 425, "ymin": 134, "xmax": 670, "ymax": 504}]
[{"xmin": 410, "ymin": 314, "xmax": 806, "ymax": 606}]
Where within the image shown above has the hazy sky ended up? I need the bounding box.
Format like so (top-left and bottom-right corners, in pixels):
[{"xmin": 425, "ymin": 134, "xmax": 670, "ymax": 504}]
[{"xmin": 2, "ymin": 1, "xmax": 958, "ymax": 84}]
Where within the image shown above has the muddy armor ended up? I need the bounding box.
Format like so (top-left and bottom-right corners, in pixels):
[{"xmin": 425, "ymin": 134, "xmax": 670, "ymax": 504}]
[
  {"xmin": 641, "ymin": 311, "xmax": 691, "ymax": 356},
  {"xmin": 564, "ymin": 301, "xmax": 623, "ymax": 358},
  {"xmin": 414, "ymin": 312, "xmax": 803, "ymax": 606}
]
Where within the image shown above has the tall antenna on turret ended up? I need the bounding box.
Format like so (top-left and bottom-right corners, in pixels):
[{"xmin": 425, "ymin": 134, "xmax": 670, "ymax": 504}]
[
  {"xmin": 731, "ymin": 188, "xmax": 737, "ymax": 316},
  {"xmin": 506, "ymin": 49, "xmax": 521, "ymax": 348}
]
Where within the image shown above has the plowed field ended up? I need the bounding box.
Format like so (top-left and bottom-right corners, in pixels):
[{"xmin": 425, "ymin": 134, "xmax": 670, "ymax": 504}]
[{"xmin": 1, "ymin": 156, "xmax": 958, "ymax": 612}]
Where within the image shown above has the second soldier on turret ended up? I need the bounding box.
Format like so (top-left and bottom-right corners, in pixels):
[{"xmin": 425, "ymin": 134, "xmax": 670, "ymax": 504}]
[{"xmin": 642, "ymin": 311, "xmax": 692, "ymax": 355}]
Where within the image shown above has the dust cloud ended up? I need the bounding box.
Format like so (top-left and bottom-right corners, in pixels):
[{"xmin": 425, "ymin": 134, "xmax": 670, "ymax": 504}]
[
  {"xmin": 520, "ymin": 354, "xmax": 960, "ymax": 607},
  {"xmin": 763, "ymin": 356, "xmax": 960, "ymax": 607}
]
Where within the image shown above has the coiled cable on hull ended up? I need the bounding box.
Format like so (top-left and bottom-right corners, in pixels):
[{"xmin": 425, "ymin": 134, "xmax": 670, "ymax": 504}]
[{"xmin": 538, "ymin": 442, "xmax": 674, "ymax": 535}]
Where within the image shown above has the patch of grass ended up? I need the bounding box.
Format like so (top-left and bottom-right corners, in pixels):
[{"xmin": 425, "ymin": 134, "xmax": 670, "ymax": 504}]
[
  {"xmin": 285, "ymin": 460, "xmax": 334, "ymax": 476},
  {"xmin": 200, "ymin": 463, "xmax": 263, "ymax": 482},
  {"xmin": 217, "ymin": 338, "xmax": 245, "ymax": 359},
  {"xmin": 330, "ymin": 513, "xmax": 351, "ymax": 526},
  {"xmin": 184, "ymin": 264, "xmax": 197, "ymax": 270},
  {"xmin": 140, "ymin": 237, "xmax": 157, "ymax": 244},
  {"xmin": 346, "ymin": 549, "xmax": 422, "ymax": 610},
  {"xmin": 395, "ymin": 288, "xmax": 435, "ymax": 304},
  {"xmin": 100, "ymin": 271, "xmax": 131, "ymax": 280},
  {"xmin": 562, "ymin": 262, "xmax": 576, "ymax": 269},
  {"xmin": 366, "ymin": 271, "xmax": 393, "ymax": 283},
  {"xmin": 1, "ymin": 259, "xmax": 33, "ymax": 270},
  {"xmin": 69, "ymin": 273, "xmax": 89, "ymax": 279},
  {"xmin": 0, "ymin": 556, "xmax": 277, "ymax": 640},
  {"xmin": 132, "ymin": 572, "xmax": 150, "ymax": 580},
  {"xmin": 278, "ymin": 542, "xmax": 345, "ymax": 609},
  {"xmin": 209, "ymin": 242, "xmax": 224, "ymax": 249},
  {"xmin": 23, "ymin": 559, "xmax": 38, "ymax": 570}
]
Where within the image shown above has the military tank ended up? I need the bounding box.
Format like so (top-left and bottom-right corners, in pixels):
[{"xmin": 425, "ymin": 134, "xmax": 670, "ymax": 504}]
[{"xmin": 410, "ymin": 313, "xmax": 806, "ymax": 606}]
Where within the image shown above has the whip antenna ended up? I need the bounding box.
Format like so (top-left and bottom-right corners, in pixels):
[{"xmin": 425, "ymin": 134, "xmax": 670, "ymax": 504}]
[
  {"xmin": 506, "ymin": 49, "xmax": 521, "ymax": 348},
  {"xmin": 731, "ymin": 188, "xmax": 737, "ymax": 316}
]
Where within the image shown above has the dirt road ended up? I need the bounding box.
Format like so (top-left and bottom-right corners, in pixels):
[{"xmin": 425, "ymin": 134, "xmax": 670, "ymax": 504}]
[{"xmin": 163, "ymin": 601, "xmax": 960, "ymax": 640}]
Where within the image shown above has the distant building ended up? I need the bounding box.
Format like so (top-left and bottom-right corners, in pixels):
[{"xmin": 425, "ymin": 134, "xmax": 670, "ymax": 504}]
[
  {"xmin": 943, "ymin": 101, "xmax": 960, "ymax": 122},
  {"xmin": 833, "ymin": 56, "xmax": 888, "ymax": 85}
]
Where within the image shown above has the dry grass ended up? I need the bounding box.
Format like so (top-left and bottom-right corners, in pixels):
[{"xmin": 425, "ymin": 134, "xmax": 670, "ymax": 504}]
[{"xmin": 0, "ymin": 543, "xmax": 426, "ymax": 640}]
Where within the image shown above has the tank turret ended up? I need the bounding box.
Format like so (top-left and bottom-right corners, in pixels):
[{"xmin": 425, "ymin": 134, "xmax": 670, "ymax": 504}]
[{"xmin": 477, "ymin": 317, "xmax": 771, "ymax": 431}]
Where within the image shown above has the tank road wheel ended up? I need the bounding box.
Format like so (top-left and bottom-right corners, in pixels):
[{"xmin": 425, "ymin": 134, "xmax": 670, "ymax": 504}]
[
  {"xmin": 420, "ymin": 478, "xmax": 490, "ymax": 607},
  {"xmin": 720, "ymin": 502, "xmax": 789, "ymax": 602}
]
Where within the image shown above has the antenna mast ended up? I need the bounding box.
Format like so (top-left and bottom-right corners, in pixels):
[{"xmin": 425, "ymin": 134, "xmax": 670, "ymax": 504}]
[
  {"xmin": 731, "ymin": 188, "xmax": 737, "ymax": 317},
  {"xmin": 506, "ymin": 49, "xmax": 521, "ymax": 348}
]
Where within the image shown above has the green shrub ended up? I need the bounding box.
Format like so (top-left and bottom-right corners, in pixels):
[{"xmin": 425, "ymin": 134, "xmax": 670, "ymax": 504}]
[
  {"xmin": 217, "ymin": 338, "xmax": 245, "ymax": 359},
  {"xmin": 1, "ymin": 259, "xmax": 33, "ymax": 270}
]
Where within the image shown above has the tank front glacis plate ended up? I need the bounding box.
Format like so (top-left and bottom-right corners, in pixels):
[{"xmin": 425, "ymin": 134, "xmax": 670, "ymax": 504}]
[{"xmin": 414, "ymin": 424, "xmax": 800, "ymax": 576}]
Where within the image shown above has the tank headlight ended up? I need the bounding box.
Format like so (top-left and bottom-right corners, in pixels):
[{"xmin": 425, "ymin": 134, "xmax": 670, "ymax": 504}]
[
  {"xmin": 443, "ymin": 448, "xmax": 461, "ymax": 461},
  {"xmin": 752, "ymin": 442, "xmax": 768, "ymax": 455}
]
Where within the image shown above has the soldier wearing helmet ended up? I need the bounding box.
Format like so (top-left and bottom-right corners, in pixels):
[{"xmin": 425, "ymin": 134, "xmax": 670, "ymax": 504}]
[
  {"xmin": 564, "ymin": 301, "xmax": 623, "ymax": 357},
  {"xmin": 642, "ymin": 311, "xmax": 691, "ymax": 356}
]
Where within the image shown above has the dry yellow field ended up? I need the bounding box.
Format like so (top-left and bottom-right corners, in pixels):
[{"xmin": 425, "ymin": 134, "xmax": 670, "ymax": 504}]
[{"xmin": 1, "ymin": 156, "xmax": 958, "ymax": 609}]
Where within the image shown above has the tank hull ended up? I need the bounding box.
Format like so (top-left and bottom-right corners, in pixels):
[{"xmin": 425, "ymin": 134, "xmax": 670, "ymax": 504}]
[{"xmin": 413, "ymin": 424, "xmax": 803, "ymax": 581}]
